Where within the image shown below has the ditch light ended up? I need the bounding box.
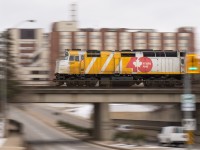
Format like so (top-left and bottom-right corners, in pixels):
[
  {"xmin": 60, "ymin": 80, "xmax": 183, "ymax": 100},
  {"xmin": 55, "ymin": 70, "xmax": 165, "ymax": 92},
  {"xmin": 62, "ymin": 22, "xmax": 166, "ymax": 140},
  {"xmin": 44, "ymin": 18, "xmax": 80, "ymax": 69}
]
[{"xmin": 188, "ymin": 67, "xmax": 198, "ymax": 71}]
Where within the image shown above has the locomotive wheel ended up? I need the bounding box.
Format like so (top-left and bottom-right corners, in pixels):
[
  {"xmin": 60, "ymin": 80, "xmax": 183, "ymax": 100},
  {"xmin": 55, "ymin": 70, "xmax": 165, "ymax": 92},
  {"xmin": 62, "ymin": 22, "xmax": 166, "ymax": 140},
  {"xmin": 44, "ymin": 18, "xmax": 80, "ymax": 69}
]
[
  {"xmin": 168, "ymin": 78, "xmax": 176, "ymax": 87},
  {"xmin": 56, "ymin": 81, "xmax": 64, "ymax": 86},
  {"xmin": 144, "ymin": 77, "xmax": 155, "ymax": 87},
  {"xmin": 86, "ymin": 78, "xmax": 97, "ymax": 87},
  {"xmin": 79, "ymin": 80, "xmax": 86, "ymax": 87},
  {"xmin": 157, "ymin": 78, "xmax": 165, "ymax": 88},
  {"xmin": 67, "ymin": 78, "xmax": 76, "ymax": 87},
  {"xmin": 144, "ymin": 80, "xmax": 152, "ymax": 87}
]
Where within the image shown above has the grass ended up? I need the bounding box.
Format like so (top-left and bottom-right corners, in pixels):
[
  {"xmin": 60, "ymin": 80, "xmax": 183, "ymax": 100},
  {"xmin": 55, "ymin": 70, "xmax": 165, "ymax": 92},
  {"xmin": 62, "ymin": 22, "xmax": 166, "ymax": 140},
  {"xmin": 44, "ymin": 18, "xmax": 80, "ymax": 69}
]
[
  {"xmin": 57, "ymin": 120, "xmax": 93, "ymax": 136},
  {"xmin": 113, "ymin": 132, "xmax": 146, "ymax": 144}
]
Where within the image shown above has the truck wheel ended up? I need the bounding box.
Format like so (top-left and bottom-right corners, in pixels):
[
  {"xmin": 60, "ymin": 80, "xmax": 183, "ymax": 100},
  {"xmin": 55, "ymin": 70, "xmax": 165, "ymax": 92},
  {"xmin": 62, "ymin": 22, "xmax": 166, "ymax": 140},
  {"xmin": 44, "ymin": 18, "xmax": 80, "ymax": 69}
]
[
  {"xmin": 158, "ymin": 142, "xmax": 163, "ymax": 146},
  {"xmin": 167, "ymin": 139, "xmax": 171, "ymax": 146}
]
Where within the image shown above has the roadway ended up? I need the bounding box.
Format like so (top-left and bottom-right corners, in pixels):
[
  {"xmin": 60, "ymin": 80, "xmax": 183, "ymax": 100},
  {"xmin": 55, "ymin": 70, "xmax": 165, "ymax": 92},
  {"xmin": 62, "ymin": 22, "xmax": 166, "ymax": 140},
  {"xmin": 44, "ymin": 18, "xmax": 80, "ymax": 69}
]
[
  {"xmin": 25, "ymin": 104, "xmax": 91, "ymax": 128},
  {"xmin": 10, "ymin": 104, "xmax": 200, "ymax": 149},
  {"xmin": 8, "ymin": 106, "xmax": 114, "ymax": 150},
  {"xmin": 19, "ymin": 104, "xmax": 179, "ymax": 130}
]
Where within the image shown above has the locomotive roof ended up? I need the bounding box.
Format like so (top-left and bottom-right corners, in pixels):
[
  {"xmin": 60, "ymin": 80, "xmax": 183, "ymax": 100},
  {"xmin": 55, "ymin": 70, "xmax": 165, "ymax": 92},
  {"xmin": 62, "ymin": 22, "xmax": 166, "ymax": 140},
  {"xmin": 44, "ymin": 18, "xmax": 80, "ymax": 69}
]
[{"xmin": 65, "ymin": 49, "xmax": 186, "ymax": 53}]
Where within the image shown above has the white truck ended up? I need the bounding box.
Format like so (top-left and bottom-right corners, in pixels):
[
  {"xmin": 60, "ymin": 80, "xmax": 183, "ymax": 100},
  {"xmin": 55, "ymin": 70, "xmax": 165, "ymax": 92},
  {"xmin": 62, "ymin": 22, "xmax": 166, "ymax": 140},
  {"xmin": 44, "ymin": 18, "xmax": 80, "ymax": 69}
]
[{"xmin": 157, "ymin": 126, "xmax": 188, "ymax": 146}]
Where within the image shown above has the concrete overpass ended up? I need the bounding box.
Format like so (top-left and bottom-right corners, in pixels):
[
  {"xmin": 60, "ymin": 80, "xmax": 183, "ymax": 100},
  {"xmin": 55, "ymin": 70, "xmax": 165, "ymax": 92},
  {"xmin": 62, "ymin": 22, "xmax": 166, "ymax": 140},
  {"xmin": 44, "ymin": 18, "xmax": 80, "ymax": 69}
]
[
  {"xmin": 13, "ymin": 87, "xmax": 200, "ymax": 103},
  {"xmin": 11, "ymin": 87, "xmax": 200, "ymax": 141}
]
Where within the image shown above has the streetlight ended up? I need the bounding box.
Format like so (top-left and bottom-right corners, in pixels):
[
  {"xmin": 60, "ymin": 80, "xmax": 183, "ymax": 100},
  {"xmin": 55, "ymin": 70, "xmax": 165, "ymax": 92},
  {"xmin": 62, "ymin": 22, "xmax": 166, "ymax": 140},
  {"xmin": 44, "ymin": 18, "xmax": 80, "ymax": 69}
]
[
  {"xmin": 12, "ymin": 20, "xmax": 36, "ymax": 28},
  {"xmin": 0, "ymin": 20, "xmax": 36, "ymax": 138}
]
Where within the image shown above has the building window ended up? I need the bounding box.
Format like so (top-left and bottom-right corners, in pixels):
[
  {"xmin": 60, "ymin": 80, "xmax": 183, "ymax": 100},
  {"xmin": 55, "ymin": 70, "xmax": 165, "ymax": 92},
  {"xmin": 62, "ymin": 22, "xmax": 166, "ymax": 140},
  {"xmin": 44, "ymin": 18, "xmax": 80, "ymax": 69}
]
[
  {"xmin": 179, "ymin": 36, "xmax": 190, "ymax": 40},
  {"xmin": 20, "ymin": 29, "xmax": 35, "ymax": 39},
  {"xmin": 32, "ymin": 78, "xmax": 48, "ymax": 81},
  {"xmin": 149, "ymin": 36, "xmax": 160, "ymax": 40},
  {"xmin": 19, "ymin": 47, "xmax": 34, "ymax": 50},
  {"xmin": 31, "ymin": 71, "xmax": 49, "ymax": 74},
  {"xmin": 135, "ymin": 43, "xmax": 146, "ymax": 47},
  {"xmin": 164, "ymin": 43, "xmax": 175, "ymax": 47},
  {"xmin": 61, "ymin": 35, "xmax": 71, "ymax": 39},
  {"xmin": 120, "ymin": 43, "xmax": 131, "ymax": 47},
  {"xmin": 32, "ymin": 71, "xmax": 39, "ymax": 74},
  {"xmin": 179, "ymin": 43, "xmax": 189, "ymax": 47},
  {"xmin": 105, "ymin": 35, "xmax": 115, "ymax": 39},
  {"xmin": 75, "ymin": 43, "xmax": 85, "ymax": 46},
  {"xmin": 105, "ymin": 43, "xmax": 116, "ymax": 47},
  {"xmin": 148, "ymin": 43, "xmax": 160, "ymax": 47},
  {"xmin": 75, "ymin": 35, "xmax": 86, "ymax": 38},
  {"xmin": 61, "ymin": 42, "xmax": 71, "ymax": 47},
  {"xmin": 163, "ymin": 36, "xmax": 175, "ymax": 40},
  {"xmin": 32, "ymin": 78, "xmax": 40, "ymax": 81},
  {"xmin": 134, "ymin": 36, "xmax": 146, "ymax": 40},
  {"xmin": 32, "ymin": 54, "xmax": 40, "ymax": 63},
  {"xmin": 90, "ymin": 35, "xmax": 100, "ymax": 39}
]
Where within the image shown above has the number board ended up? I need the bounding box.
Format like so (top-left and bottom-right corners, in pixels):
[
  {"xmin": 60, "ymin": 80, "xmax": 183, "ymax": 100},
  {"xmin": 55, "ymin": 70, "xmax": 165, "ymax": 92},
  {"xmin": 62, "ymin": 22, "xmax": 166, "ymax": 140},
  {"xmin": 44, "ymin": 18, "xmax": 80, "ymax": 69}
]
[
  {"xmin": 181, "ymin": 94, "xmax": 196, "ymax": 111},
  {"xmin": 182, "ymin": 119, "xmax": 196, "ymax": 131}
]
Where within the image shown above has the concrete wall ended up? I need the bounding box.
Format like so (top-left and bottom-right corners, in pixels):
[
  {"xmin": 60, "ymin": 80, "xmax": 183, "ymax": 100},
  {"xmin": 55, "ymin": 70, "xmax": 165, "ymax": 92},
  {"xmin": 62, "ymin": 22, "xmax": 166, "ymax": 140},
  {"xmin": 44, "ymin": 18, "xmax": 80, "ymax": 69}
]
[{"xmin": 111, "ymin": 105, "xmax": 182, "ymax": 122}]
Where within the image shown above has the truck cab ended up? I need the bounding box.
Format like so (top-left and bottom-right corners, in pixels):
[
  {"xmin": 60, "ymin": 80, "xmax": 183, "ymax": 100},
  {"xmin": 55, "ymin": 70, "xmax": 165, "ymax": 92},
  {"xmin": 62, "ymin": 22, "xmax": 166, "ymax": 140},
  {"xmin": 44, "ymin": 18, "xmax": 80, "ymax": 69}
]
[{"xmin": 157, "ymin": 126, "xmax": 188, "ymax": 146}]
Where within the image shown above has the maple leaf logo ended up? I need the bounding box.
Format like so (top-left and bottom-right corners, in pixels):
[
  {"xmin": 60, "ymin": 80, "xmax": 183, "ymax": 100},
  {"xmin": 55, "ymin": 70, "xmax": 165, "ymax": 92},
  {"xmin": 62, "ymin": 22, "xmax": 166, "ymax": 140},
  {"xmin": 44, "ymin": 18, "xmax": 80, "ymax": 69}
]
[{"xmin": 127, "ymin": 57, "xmax": 153, "ymax": 72}]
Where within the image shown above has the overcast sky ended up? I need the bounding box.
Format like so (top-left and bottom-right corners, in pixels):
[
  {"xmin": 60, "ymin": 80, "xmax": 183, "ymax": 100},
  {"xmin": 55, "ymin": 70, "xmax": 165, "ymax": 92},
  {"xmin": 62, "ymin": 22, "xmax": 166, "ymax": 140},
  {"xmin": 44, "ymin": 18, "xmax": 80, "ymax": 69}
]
[{"xmin": 1, "ymin": 0, "xmax": 200, "ymax": 48}]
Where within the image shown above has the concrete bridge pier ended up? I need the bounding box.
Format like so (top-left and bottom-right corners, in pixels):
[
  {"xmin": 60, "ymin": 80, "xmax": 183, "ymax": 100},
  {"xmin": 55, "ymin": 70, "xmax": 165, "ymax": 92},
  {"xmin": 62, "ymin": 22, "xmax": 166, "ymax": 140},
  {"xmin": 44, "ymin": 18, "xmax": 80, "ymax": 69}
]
[{"xmin": 93, "ymin": 103, "xmax": 113, "ymax": 141}]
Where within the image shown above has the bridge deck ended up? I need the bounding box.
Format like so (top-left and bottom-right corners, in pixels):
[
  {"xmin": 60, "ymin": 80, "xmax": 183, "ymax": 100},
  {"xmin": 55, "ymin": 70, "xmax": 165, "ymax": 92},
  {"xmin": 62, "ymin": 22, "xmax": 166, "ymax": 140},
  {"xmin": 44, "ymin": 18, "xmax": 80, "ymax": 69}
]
[{"xmin": 13, "ymin": 87, "xmax": 200, "ymax": 103}]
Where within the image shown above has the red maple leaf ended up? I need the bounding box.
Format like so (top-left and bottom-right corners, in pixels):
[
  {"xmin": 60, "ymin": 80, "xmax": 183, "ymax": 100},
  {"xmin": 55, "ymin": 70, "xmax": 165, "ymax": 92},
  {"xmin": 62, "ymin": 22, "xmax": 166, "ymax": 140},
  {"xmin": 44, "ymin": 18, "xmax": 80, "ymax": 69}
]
[{"xmin": 126, "ymin": 57, "xmax": 138, "ymax": 72}]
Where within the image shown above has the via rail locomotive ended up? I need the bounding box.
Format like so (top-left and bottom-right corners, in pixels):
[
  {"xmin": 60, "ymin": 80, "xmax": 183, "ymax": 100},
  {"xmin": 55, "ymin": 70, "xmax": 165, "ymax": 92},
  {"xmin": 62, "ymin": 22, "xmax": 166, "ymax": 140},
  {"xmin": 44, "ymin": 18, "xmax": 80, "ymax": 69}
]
[{"xmin": 54, "ymin": 49, "xmax": 187, "ymax": 87}]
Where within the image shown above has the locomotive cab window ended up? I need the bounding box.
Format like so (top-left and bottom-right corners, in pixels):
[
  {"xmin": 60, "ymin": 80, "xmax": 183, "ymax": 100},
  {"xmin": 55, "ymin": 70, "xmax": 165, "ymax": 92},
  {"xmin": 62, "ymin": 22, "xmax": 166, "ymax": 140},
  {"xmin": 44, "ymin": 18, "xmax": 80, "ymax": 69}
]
[
  {"xmin": 69, "ymin": 55, "xmax": 75, "ymax": 61},
  {"xmin": 75, "ymin": 56, "xmax": 79, "ymax": 61},
  {"xmin": 81, "ymin": 55, "xmax": 84, "ymax": 60}
]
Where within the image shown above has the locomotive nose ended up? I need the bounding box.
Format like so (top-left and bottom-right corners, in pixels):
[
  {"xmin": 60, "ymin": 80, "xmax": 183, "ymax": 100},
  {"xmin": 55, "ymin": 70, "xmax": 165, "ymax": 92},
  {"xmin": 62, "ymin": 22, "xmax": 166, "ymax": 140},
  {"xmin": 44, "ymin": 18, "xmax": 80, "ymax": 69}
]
[{"xmin": 57, "ymin": 60, "xmax": 70, "ymax": 74}]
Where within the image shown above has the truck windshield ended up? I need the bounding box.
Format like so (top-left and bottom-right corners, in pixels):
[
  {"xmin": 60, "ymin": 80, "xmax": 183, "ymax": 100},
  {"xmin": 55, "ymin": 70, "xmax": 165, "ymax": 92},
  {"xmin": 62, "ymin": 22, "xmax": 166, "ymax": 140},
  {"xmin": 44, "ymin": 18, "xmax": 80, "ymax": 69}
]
[{"xmin": 174, "ymin": 127, "xmax": 183, "ymax": 133}]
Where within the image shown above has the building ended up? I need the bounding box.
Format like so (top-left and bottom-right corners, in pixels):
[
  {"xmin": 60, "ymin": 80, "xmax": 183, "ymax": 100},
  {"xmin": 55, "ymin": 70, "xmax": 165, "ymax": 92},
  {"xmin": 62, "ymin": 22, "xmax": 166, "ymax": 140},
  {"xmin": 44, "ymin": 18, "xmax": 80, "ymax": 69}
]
[
  {"xmin": 8, "ymin": 28, "xmax": 50, "ymax": 85},
  {"xmin": 50, "ymin": 21, "xmax": 196, "ymax": 79},
  {"xmin": 0, "ymin": 32, "xmax": 6, "ymax": 79}
]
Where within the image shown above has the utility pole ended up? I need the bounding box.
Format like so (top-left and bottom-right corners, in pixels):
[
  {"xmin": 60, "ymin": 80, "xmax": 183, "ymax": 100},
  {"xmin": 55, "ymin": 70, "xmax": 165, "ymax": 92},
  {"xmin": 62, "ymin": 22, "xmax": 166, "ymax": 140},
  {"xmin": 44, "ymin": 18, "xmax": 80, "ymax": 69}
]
[{"xmin": 181, "ymin": 53, "xmax": 198, "ymax": 149}]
